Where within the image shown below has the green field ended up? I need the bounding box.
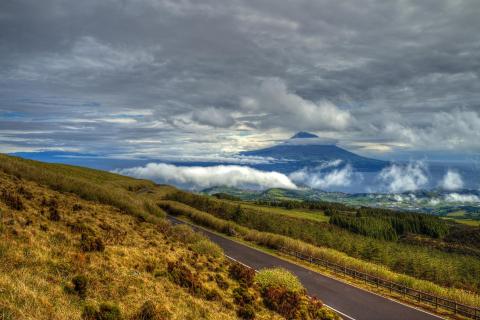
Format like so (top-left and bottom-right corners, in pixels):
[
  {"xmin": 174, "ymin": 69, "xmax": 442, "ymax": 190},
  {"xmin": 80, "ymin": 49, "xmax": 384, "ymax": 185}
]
[
  {"xmin": 239, "ymin": 202, "xmax": 330, "ymax": 223},
  {"xmin": 442, "ymin": 211, "xmax": 480, "ymax": 226}
]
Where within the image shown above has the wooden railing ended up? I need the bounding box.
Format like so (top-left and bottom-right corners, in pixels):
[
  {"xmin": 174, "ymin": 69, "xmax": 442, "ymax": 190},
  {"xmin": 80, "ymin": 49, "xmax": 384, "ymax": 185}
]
[{"xmin": 279, "ymin": 247, "xmax": 480, "ymax": 320}]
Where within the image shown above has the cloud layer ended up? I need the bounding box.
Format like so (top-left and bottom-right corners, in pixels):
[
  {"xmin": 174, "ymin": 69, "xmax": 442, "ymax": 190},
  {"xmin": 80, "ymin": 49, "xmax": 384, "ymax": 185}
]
[
  {"xmin": 378, "ymin": 162, "xmax": 429, "ymax": 193},
  {"xmin": 440, "ymin": 170, "xmax": 464, "ymax": 190},
  {"xmin": 1, "ymin": 0, "xmax": 480, "ymax": 157},
  {"xmin": 289, "ymin": 160, "xmax": 358, "ymax": 189},
  {"xmin": 115, "ymin": 163, "xmax": 297, "ymax": 190}
]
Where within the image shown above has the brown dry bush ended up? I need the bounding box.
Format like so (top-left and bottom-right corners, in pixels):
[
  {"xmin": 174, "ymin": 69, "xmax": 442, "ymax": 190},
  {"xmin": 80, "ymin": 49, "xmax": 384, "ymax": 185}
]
[
  {"xmin": 1, "ymin": 189, "xmax": 24, "ymax": 210},
  {"xmin": 167, "ymin": 260, "xmax": 203, "ymax": 296},
  {"xmin": 228, "ymin": 262, "xmax": 255, "ymax": 287},
  {"xmin": 132, "ymin": 300, "xmax": 171, "ymax": 320},
  {"xmin": 80, "ymin": 233, "xmax": 105, "ymax": 252}
]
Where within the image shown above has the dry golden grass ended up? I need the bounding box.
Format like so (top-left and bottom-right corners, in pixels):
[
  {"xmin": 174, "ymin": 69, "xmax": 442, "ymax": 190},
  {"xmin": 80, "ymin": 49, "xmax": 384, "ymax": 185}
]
[{"xmin": 0, "ymin": 171, "xmax": 282, "ymax": 320}]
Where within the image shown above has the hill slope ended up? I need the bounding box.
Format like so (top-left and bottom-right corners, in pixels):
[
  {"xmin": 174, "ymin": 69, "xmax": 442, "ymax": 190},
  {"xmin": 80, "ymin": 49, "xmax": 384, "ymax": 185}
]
[{"xmin": 0, "ymin": 154, "xmax": 336, "ymax": 320}]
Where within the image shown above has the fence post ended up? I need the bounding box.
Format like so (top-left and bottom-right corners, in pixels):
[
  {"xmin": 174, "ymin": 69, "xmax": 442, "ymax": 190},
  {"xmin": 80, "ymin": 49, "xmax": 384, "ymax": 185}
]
[
  {"xmin": 344, "ymin": 265, "xmax": 347, "ymax": 276},
  {"xmin": 435, "ymin": 296, "xmax": 437, "ymax": 309}
]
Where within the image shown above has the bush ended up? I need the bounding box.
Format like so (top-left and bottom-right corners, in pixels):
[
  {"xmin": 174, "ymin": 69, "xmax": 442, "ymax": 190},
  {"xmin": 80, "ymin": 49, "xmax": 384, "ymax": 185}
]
[
  {"xmin": 49, "ymin": 207, "xmax": 61, "ymax": 221},
  {"xmin": 132, "ymin": 301, "xmax": 166, "ymax": 320},
  {"xmin": 82, "ymin": 304, "xmax": 98, "ymax": 320},
  {"xmin": 82, "ymin": 303, "xmax": 122, "ymax": 320},
  {"xmin": 262, "ymin": 286, "xmax": 303, "ymax": 319},
  {"xmin": 17, "ymin": 185, "xmax": 33, "ymax": 200},
  {"xmin": 68, "ymin": 220, "xmax": 94, "ymax": 234},
  {"xmin": 167, "ymin": 261, "xmax": 203, "ymax": 296},
  {"xmin": 215, "ymin": 274, "xmax": 229, "ymax": 290},
  {"xmin": 204, "ymin": 288, "xmax": 221, "ymax": 301},
  {"xmin": 255, "ymin": 268, "xmax": 304, "ymax": 293},
  {"xmin": 1, "ymin": 189, "xmax": 24, "ymax": 210},
  {"xmin": 228, "ymin": 262, "xmax": 255, "ymax": 287},
  {"xmin": 237, "ymin": 305, "xmax": 256, "ymax": 320},
  {"xmin": 306, "ymin": 297, "xmax": 338, "ymax": 320},
  {"xmin": 80, "ymin": 233, "xmax": 105, "ymax": 252},
  {"xmin": 233, "ymin": 286, "xmax": 255, "ymax": 306},
  {"xmin": 190, "ymin": 239, "xmax": 223, "ymax": 258},
  {"xmin": 72, "ymin": 275, "xmax": 88, "ymax": 298}
]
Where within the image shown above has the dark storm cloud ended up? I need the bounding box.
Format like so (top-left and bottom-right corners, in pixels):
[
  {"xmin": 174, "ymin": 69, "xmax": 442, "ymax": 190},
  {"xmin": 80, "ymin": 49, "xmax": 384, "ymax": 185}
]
[{"xmin": 1, "ymin": 0, "xmax": 480, "ymax": 156}]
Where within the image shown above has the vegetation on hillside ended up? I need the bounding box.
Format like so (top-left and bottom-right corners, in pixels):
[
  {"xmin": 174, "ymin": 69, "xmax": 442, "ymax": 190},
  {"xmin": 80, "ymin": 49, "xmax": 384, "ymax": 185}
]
[
  {"xmin": 0, "ymin": 155, "xmax": 336, "ymax": 320},
  {"xmin": 0, "ymin": 154, "xmax": 167, "ymax": 222},
  {"xmin": 159, "ymin": 200, "xmax": 480, "ymax": 308},
  {"xmin": 163, "ymin": 191, "xmax": 480, "ymax": 300}
]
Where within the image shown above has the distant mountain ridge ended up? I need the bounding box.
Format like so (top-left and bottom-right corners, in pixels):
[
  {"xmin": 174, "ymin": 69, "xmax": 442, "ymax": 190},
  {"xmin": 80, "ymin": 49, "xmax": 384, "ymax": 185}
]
[{"xmin": 240, "ymin": 132, "xmax": 387, "ymax": 172}]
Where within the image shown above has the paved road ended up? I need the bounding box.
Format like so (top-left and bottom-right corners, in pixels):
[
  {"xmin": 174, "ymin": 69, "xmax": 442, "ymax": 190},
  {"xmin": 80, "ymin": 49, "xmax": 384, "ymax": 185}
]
[{"xmin": 168, "ymin": 216, "xmax": 443, "ymax": 320}]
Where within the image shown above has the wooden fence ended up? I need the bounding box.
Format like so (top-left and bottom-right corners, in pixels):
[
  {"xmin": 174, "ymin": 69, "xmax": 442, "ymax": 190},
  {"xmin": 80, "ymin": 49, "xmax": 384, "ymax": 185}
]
[{"xmin": 279, "ymin": 247, "xmax": 480, "ymax": 320}]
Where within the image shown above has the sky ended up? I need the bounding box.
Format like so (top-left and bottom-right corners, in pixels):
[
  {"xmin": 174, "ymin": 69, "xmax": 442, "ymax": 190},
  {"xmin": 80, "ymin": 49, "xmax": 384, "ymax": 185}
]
[{"xmin": 1, "ymin": 0, "xmax": 480, "ymax": 161}]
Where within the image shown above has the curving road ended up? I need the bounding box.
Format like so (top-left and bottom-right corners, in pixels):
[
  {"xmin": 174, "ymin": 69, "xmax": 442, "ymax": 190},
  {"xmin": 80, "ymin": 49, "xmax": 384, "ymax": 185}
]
[{"xmin": 168, "ymin": 216, "xmax": 444, "ymax": 320}]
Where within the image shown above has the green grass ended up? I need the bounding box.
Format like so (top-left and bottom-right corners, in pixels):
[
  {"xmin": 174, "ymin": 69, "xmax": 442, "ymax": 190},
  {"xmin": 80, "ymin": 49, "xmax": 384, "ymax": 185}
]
[
  {"xmin": 240, "ymin": 202, "xmax": 330, "ymax": 223},
  {"xmin": 443, "ymin": 217, "xmax": 480, "ymax": 227},
  {"xmin": 446, "ymin": 211, "xmax": 467, "ymax": 217}
]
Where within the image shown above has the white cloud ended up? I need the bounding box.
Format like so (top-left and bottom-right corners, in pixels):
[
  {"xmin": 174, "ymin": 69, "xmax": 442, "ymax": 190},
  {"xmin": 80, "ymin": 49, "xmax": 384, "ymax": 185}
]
[
  {"xmin": 440, "ymin": 170, "xmax": 464, "ymax": 190},
  {"xmin": 241, "ymin": 78, "xmax": 352, "ymax": 131},
  {"xmin": 444, "ymin": 193, "xmax": 480, "ymax": 203},
  {"xmin": 191, "ymin": 107, "xmax": 235, "ymax": 128},
  {"xmin": 289, "ymin": 161, "xmax": 358, "ymax": 189},
  {"xmin": 378, "ymin": 161, "xmax": 429, "ymax": 193},
  {"xmin": 114, "ymin": 163, "xmax": 298, "ymax": 190}
]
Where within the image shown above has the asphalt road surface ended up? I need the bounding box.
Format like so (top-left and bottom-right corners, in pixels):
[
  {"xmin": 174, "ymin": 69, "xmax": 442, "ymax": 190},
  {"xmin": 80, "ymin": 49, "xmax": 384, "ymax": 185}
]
[{"xmin": 167, "ymin": 216, "xmax": 443, "ymax": 320}]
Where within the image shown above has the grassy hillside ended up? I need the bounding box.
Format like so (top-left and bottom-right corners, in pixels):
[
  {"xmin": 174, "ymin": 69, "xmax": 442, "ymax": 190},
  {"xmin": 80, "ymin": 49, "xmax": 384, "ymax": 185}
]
[
  {"xmin": 162, "ymin": 191, "xmax": 480, "ymax": 308},
  {"xmin": 0, "ymin": 154, "xmax": 337, "ymax": 320}
]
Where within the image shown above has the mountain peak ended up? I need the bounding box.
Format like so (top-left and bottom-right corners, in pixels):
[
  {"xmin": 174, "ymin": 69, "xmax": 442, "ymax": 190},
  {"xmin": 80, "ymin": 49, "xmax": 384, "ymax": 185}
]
[{"xmin": 290, "ymin": 131, "xmax": 318, "ymax": 139}]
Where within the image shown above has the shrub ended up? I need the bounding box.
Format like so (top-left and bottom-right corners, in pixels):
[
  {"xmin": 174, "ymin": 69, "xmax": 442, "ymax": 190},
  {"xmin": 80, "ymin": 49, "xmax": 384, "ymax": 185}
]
[
  {"xmin": 306, "ymin": 297, "xmax": 338, "ymax": 320},
  {"xmin": 17, "ymin": 185, "xmax": 33, "ymax": 200},
  {"xmin": 215, "ymin": 274, "xmax": 229, "ymax": 290},
  {"xmin": 190, "ymin": 239, "xmax": 223, "ymax": 258},
  {"xmin": 236, "ymin": 305, "xmax": 256, "ymax": 320},
  {"xmin": 132, "ymin": 300, "xmax": 167, "ymax": 320},
  {"xmin": 72, "ymin": 275, "xmax": 88, "ymax": 298},
  {"xmin": 82, "ymin": 303, "xmax": 122, "ymax": 320},
  {"xmin": 1, "ymin": 189, "xmax": 24, "ymax": 210},
  {"xmin": 233, "ymin": 286, "xmax": 255, "ymax": 306},
  {"xmin": 228, "ymin": 262, "xmax": 255, "ymax": 287},
  {"xmin": 82, "ymin": 304, "xmax": 98, "ymax": 320},
  {"xmin": 97, "ymin": 303, "xmax": 122, "ymax": 320},
  {"xmin": 167, "ymin": 261, "xmax": 203, "ymax": 296},
  {"xmin": 261, "ymin": 286, "xmax": 303, "ymax": 319},
  {"xmin": 255, "ymin": 268, "xmax": 304, "ymax": 293},
  {"xmin": 49, "ymin": 207, "xmax": 61, "ymax": 221},
  {"xmin": 68, "ymin": 220, "xmax": 94, "ymax": 234},
  {"xmin": 204, "ymin": 288, "xmax": 221, "ymax": 301},
  {"xmin": 80, "ymin": 233, "xmax": 105, "ymax": 252}
]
